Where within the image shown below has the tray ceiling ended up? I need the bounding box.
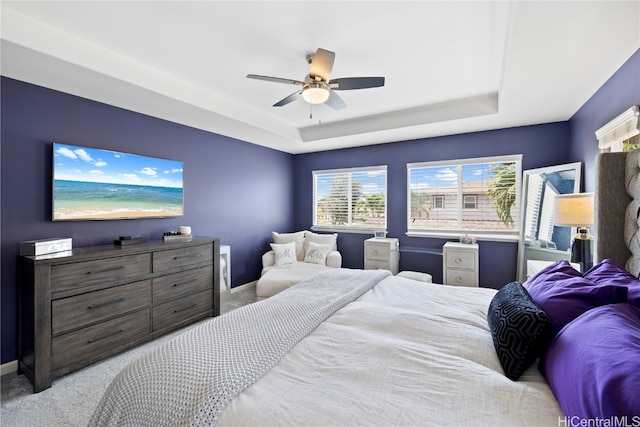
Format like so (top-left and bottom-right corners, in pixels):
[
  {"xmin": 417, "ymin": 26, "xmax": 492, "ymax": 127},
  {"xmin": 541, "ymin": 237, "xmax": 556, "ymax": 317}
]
[{"xmin": 1, "ymin": 1, "xmax": 639, "ymax": 153}]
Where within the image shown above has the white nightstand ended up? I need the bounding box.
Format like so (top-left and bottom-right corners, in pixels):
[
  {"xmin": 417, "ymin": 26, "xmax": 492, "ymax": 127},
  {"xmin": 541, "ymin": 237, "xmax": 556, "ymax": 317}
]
[
  {"xmin": 443, "ymin": 242, "xmax": 479, "ymax": 287},
  {"xmin": 364, "ymin": 237, "xmax": 399, "ymax": 275}
]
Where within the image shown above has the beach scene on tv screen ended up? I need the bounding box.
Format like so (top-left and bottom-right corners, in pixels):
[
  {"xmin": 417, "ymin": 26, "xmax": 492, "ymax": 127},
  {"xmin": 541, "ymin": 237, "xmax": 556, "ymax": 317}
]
[{"xmin": 53, "ymin": 143, "xmax": 184, "ymax": 220}]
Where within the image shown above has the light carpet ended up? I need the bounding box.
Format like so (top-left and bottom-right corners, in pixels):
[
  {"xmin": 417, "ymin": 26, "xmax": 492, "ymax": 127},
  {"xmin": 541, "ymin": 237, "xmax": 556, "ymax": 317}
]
[{"xmin": 1, "ymin": 284, "xmax": 257, "ymax": 427}]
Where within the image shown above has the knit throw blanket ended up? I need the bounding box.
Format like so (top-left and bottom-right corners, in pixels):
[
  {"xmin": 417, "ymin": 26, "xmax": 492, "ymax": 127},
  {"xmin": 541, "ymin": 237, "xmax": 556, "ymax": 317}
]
[{"xmin": 89, "ymin": 268, "xmax": 391, "ymax": 427}]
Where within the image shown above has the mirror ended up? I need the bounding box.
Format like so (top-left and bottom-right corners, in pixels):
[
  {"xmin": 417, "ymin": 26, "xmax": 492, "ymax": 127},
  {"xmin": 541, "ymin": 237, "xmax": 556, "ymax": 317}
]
[{"xmin": 516, "ymin": 162, "xmax": 582, "ymax": 282}]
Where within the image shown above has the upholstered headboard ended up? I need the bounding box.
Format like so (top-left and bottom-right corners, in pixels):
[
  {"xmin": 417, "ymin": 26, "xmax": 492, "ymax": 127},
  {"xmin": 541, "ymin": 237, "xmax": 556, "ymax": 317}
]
[{"xmin": 595, "ymin": 148, "xmax": 640, "ymax": 278}]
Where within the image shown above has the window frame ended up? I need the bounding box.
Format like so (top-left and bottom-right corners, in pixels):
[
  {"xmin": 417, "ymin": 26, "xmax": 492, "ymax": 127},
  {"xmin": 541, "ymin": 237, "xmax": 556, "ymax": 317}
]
[
  {"xmin": 463, "ymin": 194, "xmax": 478, "ymax": 210},
  {"xmin": 312, "ymin": 165, "xmax": 388, "ymax": 234},
  {"xmin": 433, "ymin": 195, "xmax": 445, "ymax": 209},
  {"xmin": 406, "ymin": 155, "xmax": 522, "ymax": 242}
]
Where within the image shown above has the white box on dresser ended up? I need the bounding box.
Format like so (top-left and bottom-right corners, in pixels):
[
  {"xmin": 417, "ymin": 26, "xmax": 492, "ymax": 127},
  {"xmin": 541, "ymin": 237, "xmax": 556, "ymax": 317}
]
[
  {"xmin": 364, "ymin": 237, "xmax": 400, "ymax": 275},
  {"xmin": 443, "ymin": 242, "xmax": 479, "ymax": 287},
  {"xmin": 20, "ymin": 238, "xmax": 72, "ymax": 256}
]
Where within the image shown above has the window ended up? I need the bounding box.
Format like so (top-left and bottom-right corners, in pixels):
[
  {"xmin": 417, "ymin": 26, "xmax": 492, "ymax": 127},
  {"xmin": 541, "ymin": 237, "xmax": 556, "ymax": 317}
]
[
  {"xmin": 463, "ymin": 195, "xmax": 477, "ymax": 210},
  {"xmin": 595, "ymin": 105, "xmax": 639, "ymax": 152},
  {"xmin": 433, "ymin": 195, "xmax": 444, "ymax": 209},
  {"xmin": 313, "ymin": 166, "xmax": 387, "ymax": 232},
  {"xmin": 407, "ymin": 155, "xmax": 522, "ymax": 239}
]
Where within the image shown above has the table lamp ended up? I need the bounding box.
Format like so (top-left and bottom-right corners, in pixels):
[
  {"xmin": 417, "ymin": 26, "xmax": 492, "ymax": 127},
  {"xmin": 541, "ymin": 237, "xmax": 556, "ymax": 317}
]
[{"xmin": 554, "ymin": 193, "xmax": 595, "ymax": 271}]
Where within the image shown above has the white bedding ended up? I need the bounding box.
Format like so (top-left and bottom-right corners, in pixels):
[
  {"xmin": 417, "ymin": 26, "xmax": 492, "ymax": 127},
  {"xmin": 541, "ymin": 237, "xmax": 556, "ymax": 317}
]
[
  {"xmin": 91, "ymin": 271, "xmax": 563, "ymax": 426},
  {"xmin": 220, "ymin": 277, "xmax": 563, "ymax": 426}
]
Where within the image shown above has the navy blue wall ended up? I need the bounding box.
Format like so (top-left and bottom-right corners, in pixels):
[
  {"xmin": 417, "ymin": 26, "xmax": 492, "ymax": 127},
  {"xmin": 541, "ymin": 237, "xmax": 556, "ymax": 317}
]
[
  {"xmin": 0, "ymin": 77, "xmax": 295, "ymax": 364},
  {"xmin": 1, "ymin": 47, "xmax": 637, "ymax": 366},
  {"xmin": 293, "ymin": 47, "xmax": 640, "ymax": 289},
  {"xmin": 294, "ymin": 122, "xmax": 572, "ymax": 288},
  {"xmin": 569, "ymin": 48, "xmax": 640, "ymax": 192}
]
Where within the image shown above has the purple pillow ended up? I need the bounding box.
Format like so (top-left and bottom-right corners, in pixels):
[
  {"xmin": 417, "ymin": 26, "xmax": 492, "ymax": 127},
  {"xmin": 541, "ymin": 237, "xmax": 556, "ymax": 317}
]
[
  {"xmin": 585, "ymin": 259, "xmax": 640, "ymax": 308},
  {"xmin": 524, "ymin": 260, "xmax": 627, "ymax": 335},
  {"xmin": 526, "ymin": 259, "xmax": 583, "ymax": 284},
  {"xmin": 542, "ymin": 304, "xmax": 640, "ymax": 418}
]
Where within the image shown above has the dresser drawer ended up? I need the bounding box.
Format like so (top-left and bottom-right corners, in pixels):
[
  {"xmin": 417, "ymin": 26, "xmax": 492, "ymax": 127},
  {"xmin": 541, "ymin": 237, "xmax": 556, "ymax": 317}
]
[
  {"xmin": 153, "ymin": 244, "xmax": 213, "ymax": 272},
  {"xmin": 445, "ymin": 250, "xmax": 476, "ymax": 270},
  {"xmin": 51, "ymin": 253, "xmax": 151, "ymax": 293},
  {"xmin": 52, "ymin": 309, "xmax": 150, "ymax": 372},
  {"xmin": 153, "ymin": 265, "xmax": 213, "ymax": 304},
  {"xmin": 152, "ymin": 289, "xmax": 213, "ymax": 332},
  {"xmin": 365, "ymin": 243, "xmax": 391, "ymax": 261},
  {"xmin": 445, "ymin": 269, "xmax": 478, "ymax": 287},
  {"xmin": 52, "ymin": 280, "xmax": 151, "ymax": 335}
]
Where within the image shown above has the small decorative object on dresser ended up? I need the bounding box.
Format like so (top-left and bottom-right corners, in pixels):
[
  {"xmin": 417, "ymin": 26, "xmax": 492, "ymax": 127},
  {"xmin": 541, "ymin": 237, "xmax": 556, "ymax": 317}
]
[
  {"xmin": 364, "ymin": 237, "xmax": 399, "ymax": 274},
  {"xmin": 18, "ymin": 237, "xmax": 220, "ymax": 392},
  {"xmin": 443, "ymin": 241, "xmax": 479, "ymax": 286},
  {"xmin": 113, "ymin": 236, "xmax": 148, "ymax": 246},
  {"xmin": 163, "ymin": 230, "xmax": 193, "ymax": 241},
  {"xmin": 19, "ymin": 237, "xmax": 72, "ymax": 256}
]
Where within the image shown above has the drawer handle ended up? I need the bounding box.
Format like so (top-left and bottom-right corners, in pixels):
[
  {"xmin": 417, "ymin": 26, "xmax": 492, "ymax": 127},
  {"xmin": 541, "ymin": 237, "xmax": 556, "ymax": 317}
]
[
  {"xmin": 456, "ymin": 276, "xmax": 464, "ymax": 283},
  {"xmin": 171, "ymin": 281, "xmax": 189, "ymax": 287},
  {"xmin": 87, "ymin": 328, "xmax": 125, "ymax": 344},
  {"xmin": 87, "ymin": 297, "xmax": 125, "ymax": 310},
  {"xmin": 455, "ymin": 257, "xmax": 463, "ymax": 264},
  {"xmin": 174, "ymin": 303, "xmax": 197, "ymax": 314},
  {"xmin": 87, "ymin": 266, "xmax": 125, "ymax": 275},
  {"xmin": 173, "ymin": 255, "xmax": 204, "ymax": 261}
]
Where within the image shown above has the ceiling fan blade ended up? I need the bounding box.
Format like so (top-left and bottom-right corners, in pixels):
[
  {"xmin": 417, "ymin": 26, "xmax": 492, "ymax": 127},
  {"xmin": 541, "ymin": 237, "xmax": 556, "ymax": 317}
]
[
  {"xmin": 324, "ymin": 90, "xmax": 346, "ymax": 110},
  {"xmin": 308, "ymin": 48, "xmax": 335, "ymax": 81},
  {"xmin": 246, "ymin": 74, "xmax": 304, "ymax": 86},
  {"xmin": 273, "ymin": 91, "xmax": 302, "ymax": 107},
  {"xmin": 329, "ymin": 77, "xmax": 385, "ymax": 90}
]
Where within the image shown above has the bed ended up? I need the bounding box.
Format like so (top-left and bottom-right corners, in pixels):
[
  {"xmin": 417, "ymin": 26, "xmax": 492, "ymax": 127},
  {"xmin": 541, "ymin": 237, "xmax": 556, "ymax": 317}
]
[{"xmin": 90, "ymin": 149, "xmax": 640, "ymax": 426}]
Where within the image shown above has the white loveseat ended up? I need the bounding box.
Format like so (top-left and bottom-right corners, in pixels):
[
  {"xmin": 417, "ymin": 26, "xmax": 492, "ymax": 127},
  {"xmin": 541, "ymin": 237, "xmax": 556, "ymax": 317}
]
[{"xmin": 256, "ymin": 231, "xmax": 342, "ymax": 300}]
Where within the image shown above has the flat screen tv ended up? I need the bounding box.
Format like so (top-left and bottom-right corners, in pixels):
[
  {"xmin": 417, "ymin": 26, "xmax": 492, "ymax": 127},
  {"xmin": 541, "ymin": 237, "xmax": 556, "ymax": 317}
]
[{"xmin": 53, "ymin": 143, "xmax": 184, "ymax": 221}]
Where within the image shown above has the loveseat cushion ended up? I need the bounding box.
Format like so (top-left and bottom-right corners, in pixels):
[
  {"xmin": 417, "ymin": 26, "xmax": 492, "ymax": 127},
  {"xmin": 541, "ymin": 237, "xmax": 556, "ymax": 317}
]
[
  {"xmin": 272, "ymin": 231, "xmax": 306, "ymax": 261},
  {"xmin": 270, "ymin": 242, "xmax": 297, "ymax": 266},
  {"xmin": 257, "ymin": 262, "xmax": 333, "ymax": 299},
  {"xmin": 304, "ymin": 232, "xmax": 337, "ymax": 253},
  {"xmin": 304, "ymin": 242, "xmax": 333, "ymax": 265}
]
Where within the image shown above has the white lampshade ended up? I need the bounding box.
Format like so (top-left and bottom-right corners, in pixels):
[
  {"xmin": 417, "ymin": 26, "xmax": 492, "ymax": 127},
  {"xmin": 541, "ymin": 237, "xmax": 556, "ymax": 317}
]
[
  {"xmin": 553, "ymin": 193, "xmax": 594, "ymax": 227},
  {"xmin": 302, "ymin": 85, "xmax": 330, "ymax": 104}
]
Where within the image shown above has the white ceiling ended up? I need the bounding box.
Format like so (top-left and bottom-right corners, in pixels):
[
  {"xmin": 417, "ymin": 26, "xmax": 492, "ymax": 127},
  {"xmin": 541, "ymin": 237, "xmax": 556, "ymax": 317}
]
[{"xmin": 1, "ymin": 1, "xmax": 639, "ymax": 154}]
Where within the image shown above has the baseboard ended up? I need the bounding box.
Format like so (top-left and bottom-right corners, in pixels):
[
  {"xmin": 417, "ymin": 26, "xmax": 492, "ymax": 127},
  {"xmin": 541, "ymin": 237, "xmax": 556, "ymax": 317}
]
[
  {"xmin": 230, "ymin": 280, "xmax": 256, "ymax": 294},
  {"xmin": 1, "ymin": 360, "xmax": 18, "ymax": 377}
]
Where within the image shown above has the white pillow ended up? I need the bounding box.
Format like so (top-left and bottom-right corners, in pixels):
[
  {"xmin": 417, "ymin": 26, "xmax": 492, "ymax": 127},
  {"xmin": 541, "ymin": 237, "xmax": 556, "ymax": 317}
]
[
  {"xmin": 272, "ymin": 231, "xmax": 306, "ymax": 261},
  {"xmin": 270, "ymin": 242, "xmax": 297, "ymax": 266},
  {"xmin": 304, "ymin": 242, "xmax": 333, "ymax": 265},
  {"xmin": 304, "ymin": 231, "xmax": 337, "ymax": 253}
]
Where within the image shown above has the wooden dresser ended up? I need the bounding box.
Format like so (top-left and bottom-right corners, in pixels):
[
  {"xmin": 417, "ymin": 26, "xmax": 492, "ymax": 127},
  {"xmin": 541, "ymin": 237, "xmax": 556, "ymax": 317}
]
[{"xmin": 18, "ymin": 237, "xmax": 220, "ymax": 392}]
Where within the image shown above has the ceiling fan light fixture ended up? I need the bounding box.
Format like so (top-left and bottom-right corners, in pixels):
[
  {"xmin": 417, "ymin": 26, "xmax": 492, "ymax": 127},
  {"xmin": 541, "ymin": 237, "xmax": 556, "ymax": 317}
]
[{"xmin": 302, "ymin": 83, "xmax": 330, "ymax": 104}]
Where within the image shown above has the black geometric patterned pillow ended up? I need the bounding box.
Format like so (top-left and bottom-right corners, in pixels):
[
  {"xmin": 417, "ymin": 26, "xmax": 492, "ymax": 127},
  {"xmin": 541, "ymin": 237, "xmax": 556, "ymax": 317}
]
[{"xmin": 487, "ymin": 282, "xmax": 553, "ymax": 380}]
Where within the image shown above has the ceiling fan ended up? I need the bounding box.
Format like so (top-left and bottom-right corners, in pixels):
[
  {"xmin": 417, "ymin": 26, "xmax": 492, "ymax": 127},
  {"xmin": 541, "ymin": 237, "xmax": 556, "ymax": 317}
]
[{"xmin": 246, "ymin": 48, "xmax": 385, "ymax": 110}]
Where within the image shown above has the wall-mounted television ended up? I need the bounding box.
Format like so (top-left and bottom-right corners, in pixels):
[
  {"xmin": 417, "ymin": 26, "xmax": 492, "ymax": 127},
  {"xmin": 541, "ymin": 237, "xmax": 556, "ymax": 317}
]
[{"xmin": 53, "ymin": 143, "xmax": 184, "ymax": 221}]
